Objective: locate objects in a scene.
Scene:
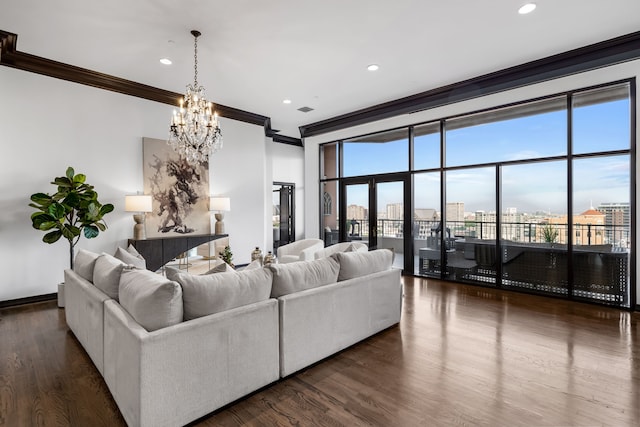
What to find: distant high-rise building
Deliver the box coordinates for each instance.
[446,202,465,222]
[597,202,630,246]
[347,204,367,220]
[386,203,403,220]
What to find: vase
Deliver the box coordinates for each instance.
[251,247,263,265]
[263,251,277,266]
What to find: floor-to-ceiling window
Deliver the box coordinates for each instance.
[319,80,634,308]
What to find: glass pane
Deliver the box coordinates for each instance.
[446,97,567,167]
[414,172,441,276]
[321,143,339,179]
[414,122,440,170]
[572,155,630,307]
[573,83,630,154]
[343,129,408,177]
[346,184,369,244]
[376,181,404,269]
[444,167,496,285]
[322,180,339,246]
[501,161,568,296]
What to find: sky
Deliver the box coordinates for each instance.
[341,95,630,215]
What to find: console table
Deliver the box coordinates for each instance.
[129,234,228,272]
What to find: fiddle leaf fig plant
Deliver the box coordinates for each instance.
[29,167,114,269]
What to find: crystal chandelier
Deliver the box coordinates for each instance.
[168,30,222,163]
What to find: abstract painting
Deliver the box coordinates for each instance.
[142,137,210,238]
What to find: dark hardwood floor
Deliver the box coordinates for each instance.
[1,277,638,426]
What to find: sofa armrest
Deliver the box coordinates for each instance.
[64,269,111,375]
[278,268,402,377]
[103,298,280,427]
[299,241,325,261]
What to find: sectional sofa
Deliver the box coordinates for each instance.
[64,247,402,427]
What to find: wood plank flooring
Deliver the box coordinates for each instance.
[1,277,638,426]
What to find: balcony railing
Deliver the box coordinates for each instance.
[346,218,630,249]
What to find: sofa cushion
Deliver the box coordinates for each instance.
[269,257,340,298]
[334,249,393,281]
[74,249,100,282]
[203,259,231,274]
[93,253,127,300]
[168,268,272,321]
[119,268,183,332]
[114,245,146,269]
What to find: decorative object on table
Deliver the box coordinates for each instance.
[29,166,114,269]
[251,247,263,265]
[143,137,210,238]
[168,30,222,163]
[125,194,153,240]
[219,245,234,269]
[210,197,230,234]
[263,251,277,266]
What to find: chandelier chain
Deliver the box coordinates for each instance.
[193,33,198,87]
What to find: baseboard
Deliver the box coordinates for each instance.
[0,293,57,309]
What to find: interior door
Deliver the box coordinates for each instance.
[273,182,295,250]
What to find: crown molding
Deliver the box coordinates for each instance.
[299,30,640,139]
[0,29,301,145]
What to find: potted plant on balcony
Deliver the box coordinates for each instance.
[29,167,114,269]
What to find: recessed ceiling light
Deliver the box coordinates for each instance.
[283,99,292,104]
[160,58,172,65]
[518,3,536,14]
[367,64,379,71]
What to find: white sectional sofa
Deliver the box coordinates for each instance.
[64,247,402,427]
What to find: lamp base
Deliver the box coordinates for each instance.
[214,212,225,235]
[133,214,147,240]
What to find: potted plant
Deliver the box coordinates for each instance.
[219,245,234,269]
[29,167,114,269]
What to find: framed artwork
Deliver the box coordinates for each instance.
[142,137,210,238]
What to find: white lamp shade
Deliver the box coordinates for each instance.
[210,197,230,211]
[125,195,153,212]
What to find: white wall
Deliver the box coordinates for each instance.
[0,65,276,302]
[304,59,640,302]
[269,140,305,241]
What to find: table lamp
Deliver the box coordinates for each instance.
[125,194,153,240]
[210,197,230,234]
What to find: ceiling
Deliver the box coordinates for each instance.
[2,0,639,140]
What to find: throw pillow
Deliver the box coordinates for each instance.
[74,249,100,282]
[114,246,146,270]
[169,268,272,321]
[244,259,263,270]
[119,268,183,332]
[204,261,229,274]
[93,253,127,300]
[269,257,340,298]
[333,249,393,281]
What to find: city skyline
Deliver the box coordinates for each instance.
[342,96,630,214]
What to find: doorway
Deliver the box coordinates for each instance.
[273,182,295,251]
[341,175,410,271]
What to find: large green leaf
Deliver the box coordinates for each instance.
[96,222,106,232]
[31,212,54,228]
[65,167,75,179]
[43,230,63,244]
[53,177,72,187]
[61,224,81,240]
[100,204,115,215]
[63,192,81,208]
[73,174,86,184]
[38,221,59,231]
[48,203,66,219]
[84,225,99,239]
[30,193,52,205]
